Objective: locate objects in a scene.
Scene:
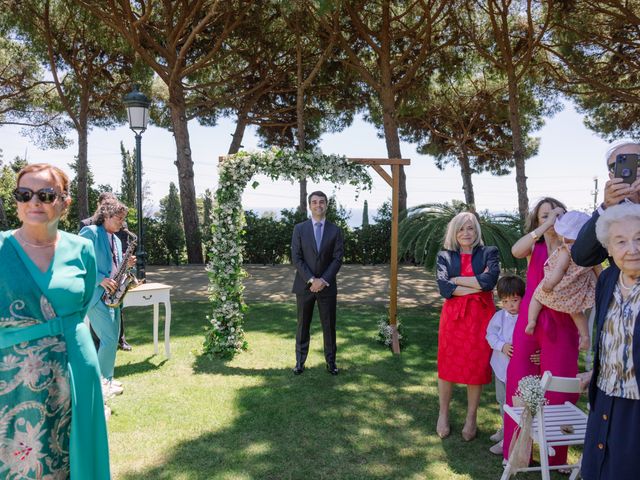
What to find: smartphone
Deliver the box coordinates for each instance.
[614,153,639,184]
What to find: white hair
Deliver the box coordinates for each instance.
[595,203,640,247]
[605,141,640,164]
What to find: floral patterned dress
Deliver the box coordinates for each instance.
[533,245,597,314]
[0,230,110,479]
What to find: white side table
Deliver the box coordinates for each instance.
[123,282,173,358]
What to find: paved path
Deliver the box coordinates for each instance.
[145,264,442,306]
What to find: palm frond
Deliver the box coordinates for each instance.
[399,203,527,274]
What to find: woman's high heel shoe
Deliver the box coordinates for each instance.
[461,422,477,442]
[436,415,451,439]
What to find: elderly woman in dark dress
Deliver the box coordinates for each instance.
[580,202,640,480]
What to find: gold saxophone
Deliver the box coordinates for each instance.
[102,228,140,308]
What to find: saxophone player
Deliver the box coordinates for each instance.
[81,192,133,352]
[80,200,135,399]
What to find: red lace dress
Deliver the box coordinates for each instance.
[437,253,495,385]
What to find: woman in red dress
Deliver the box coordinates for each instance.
[435,212,500,441]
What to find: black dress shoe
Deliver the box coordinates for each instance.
[293,365,305,375]
[118,341,132,351]
[326,363,339,375]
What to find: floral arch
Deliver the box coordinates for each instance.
[204,148,372,358]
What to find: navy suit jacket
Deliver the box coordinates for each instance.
[436,245,500,299]
[588,264,640,407]
[291,219,344,296]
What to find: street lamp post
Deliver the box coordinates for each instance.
[123,85,150,280]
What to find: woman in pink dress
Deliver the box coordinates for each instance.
[503,197,580,467]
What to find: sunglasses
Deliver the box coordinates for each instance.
[608,163,616,173]
[13,187,65,204]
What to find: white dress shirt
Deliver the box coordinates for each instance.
[486,309,519,383]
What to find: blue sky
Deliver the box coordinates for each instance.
[0,100,613,219]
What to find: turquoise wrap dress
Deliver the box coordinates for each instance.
[0,230,110,479]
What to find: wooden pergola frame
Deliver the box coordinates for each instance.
[349,158,410,354]
[218,154,411,354]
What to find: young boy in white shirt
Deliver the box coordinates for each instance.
[486,274,526,454]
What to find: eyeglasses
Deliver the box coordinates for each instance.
[13,187,65,204]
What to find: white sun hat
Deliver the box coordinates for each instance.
[554,210,591,240]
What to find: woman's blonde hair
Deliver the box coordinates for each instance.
[443,212,483,251]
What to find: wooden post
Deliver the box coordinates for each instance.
[350,158,409,354]
[389,164,400,354]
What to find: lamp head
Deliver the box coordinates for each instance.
[124,85,150,133]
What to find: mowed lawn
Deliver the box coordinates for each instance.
[108,300,581,480]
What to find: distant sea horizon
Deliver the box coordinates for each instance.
[247,206,373,228]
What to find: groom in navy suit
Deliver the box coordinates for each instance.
[291,191,344,375]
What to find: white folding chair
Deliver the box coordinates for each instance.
[501,371,588,480]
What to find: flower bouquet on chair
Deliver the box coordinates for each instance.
[508,375,548,469]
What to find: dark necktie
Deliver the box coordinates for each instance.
[315,222,322,250]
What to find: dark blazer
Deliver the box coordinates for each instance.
[588,264,640,406]
[572,209,609,268]
[436,245,500,299]
[291,219,344,296]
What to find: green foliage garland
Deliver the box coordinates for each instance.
[205,148,371,358]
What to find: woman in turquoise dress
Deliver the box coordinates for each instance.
[0,163,110,479]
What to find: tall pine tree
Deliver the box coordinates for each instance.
[159,182,185,265]
[119,141,136,208]
[201,189,214,262]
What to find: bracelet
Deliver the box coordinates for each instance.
[530,231,539,241]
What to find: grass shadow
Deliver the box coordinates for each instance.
[114,355,169,378]
[110,303,524,479]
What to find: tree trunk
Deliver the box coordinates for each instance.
[168,87,203,264]
[459,148,475,211]
[0,198,7,229]
[379,88,407,212]
[506,74,529,221]
[296,25,307,214]
[76,104,90,222]
[228,112,247,155]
